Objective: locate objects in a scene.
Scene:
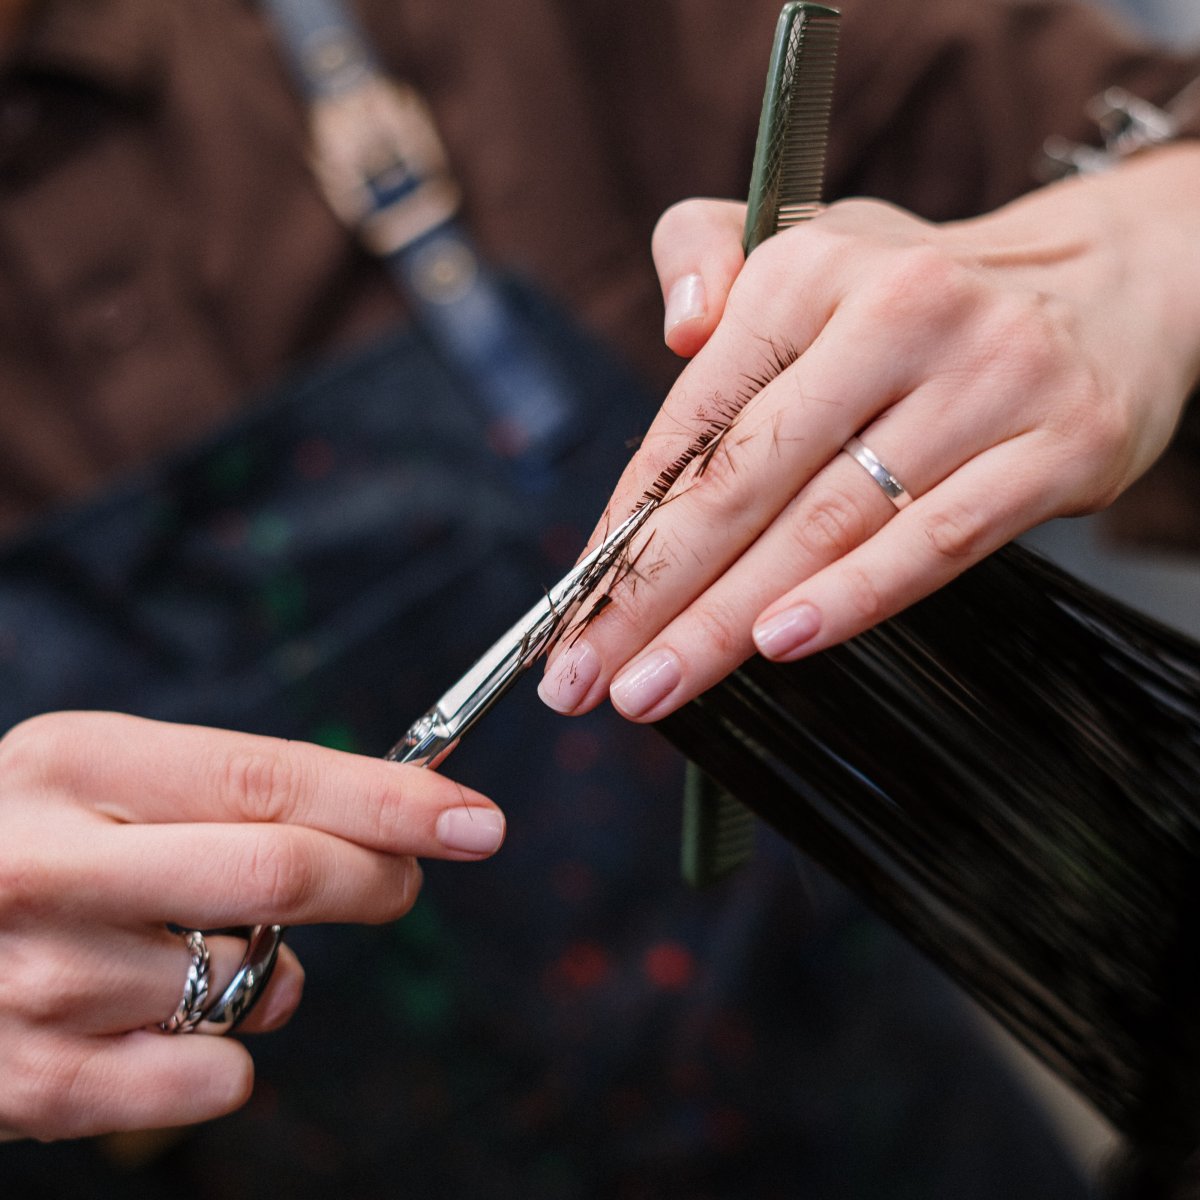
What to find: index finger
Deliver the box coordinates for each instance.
[1,712,499,854]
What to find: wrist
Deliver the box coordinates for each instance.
[1101,141,1200,400]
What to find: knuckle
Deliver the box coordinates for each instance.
[241,830,318,916]
[0,848,61,924]
[684,432,756,523]
[221,742,306,824]
[793,486,874,565]
[840,565,886,625]
[689,455,740,512]
[0,943,79,1026]
[0,713,76,791]
[866,246,975,329]
[688,600,748,663]
[356,779,402,848]
[923,504,990,562]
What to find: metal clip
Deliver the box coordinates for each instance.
[310,77,461,255]
[1039,86,1178,180]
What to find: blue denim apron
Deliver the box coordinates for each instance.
[0,281,1091,1198]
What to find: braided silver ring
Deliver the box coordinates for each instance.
[842,436,913,510]
[159,929,211,1034]
[196,924,286,1035]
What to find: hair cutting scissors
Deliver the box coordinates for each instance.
[385,503,656,767]
[386,3,839,774]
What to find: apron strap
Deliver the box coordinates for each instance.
[262,0,581,486]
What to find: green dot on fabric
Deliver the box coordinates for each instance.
[311,722,358,753]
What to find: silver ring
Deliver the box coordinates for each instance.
[196,924,285,1035]
[842,436,913,509]
[159,929,211,1034]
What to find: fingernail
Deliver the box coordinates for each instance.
[754,604,822,659]
[664,273,706,338]
[436,807,507,855]
[538,641,601,714]
[610,649,682,719]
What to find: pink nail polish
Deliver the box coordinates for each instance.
[610,649,682,718]
[754,604,822,659]
[538,641,601,714]
[436,807,507,854]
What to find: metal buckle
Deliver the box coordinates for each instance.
[1040,87,1178,180]
[310,76,461,255]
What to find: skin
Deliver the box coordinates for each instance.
[538,142,1200,723]
[0,712,505,1141]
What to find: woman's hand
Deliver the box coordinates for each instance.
[539,142,1200,722]
[0,711,505,1141]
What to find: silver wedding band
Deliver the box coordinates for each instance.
[196,924,286,1035]
[159,924,285,1036]
[842,436,913,510]
[159,929,212,1034]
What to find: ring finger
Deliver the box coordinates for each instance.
[598,378,1025,720]
[11,925,302,1037]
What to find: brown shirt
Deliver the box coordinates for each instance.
[1,0,1198,539]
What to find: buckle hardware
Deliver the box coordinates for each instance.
[310,77,461,255]
[1040,86,1178,180]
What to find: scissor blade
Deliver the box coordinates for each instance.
[431,506,650,729]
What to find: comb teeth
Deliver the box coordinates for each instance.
[681,762,758,888]
[772,10,839,230]
[742,3,841,253]
[684,4,841,889]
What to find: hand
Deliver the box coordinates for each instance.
[539,143,1200,722]
[0,711,505,1141]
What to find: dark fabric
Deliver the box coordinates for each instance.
[0,283,1093,1197]
[0,278,598,732]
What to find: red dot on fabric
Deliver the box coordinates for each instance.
[555,941,611,990]
[643,941,695,991]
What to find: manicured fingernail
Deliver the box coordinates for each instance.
[436,807,507,855]
[610,649,682,718]
[538,641,601,714]
[664,273,706,338]
[754,603,822,659]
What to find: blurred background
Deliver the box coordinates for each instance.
[1116,0,1200,39]
[1109,0,1200,38]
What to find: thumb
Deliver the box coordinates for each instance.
[652,199,747,358]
